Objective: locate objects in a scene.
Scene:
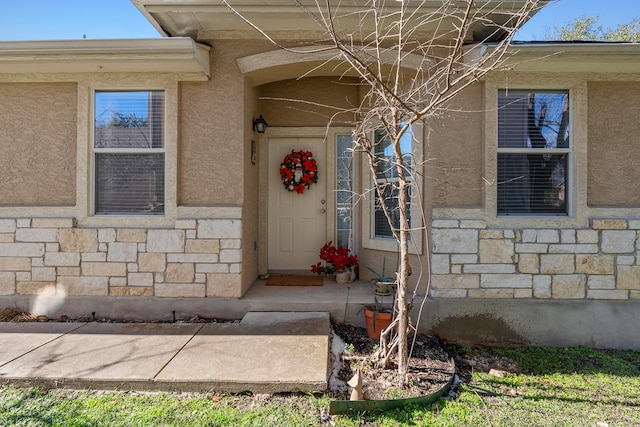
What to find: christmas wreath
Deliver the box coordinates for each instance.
[279,149,318,194]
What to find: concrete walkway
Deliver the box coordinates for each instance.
[0,311,331,393]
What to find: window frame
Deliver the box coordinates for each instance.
[91,89,167,217]
[362,124,423,254]
[496,89,572,217]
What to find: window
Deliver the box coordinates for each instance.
[372,127,413,238]
[336,134,354,249]
[93,90,165,215]
[497,90,570,215]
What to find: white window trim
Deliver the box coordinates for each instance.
[79,81,178,228]
[361,124,423,255]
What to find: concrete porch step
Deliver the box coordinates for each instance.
[0,311,331,394]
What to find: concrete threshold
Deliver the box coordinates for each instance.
[0,311,331,393]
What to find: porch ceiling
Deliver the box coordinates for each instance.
[133,0,543,42]
[0,38,210,77]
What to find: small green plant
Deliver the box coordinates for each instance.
[365,258,395,296]
[344,343,356,354]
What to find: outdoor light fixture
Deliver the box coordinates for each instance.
[253,115,268,133]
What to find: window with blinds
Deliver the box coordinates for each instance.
[373,127,412,239]
[497,90,570,215]
[93,90,165,215]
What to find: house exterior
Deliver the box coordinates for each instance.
[1,1,640,348]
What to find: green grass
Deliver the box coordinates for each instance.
[2,345,640,426]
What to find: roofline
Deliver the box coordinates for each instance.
[0,38,210,77]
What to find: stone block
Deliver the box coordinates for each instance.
[587,275,616,290]
[117,229,147,243]
[576,230,599,244]
[44,252,80,267]
[431,254,450,274]
[464,264,516,274]
[533,275,552,298]
[98,228,116,243]
[82,262,127,277]
[15,228,58,243]
[431,274,479,289]
[431,289,467,298]
[0,243,45,257]
[110,287,153,297]
[82,252,107,262]
[601,230,637,253]
[197,219,242,239]
[57,276,108,296]
[107,242,138,262]
[166,263,195,283]
[593,219,627,230]
[206,273,242,297]
[560,229,576,244]
[459,220,486,229]
[0,219,16,233]
[138,253,166,272]
[147,229,185,253]
[16,219,30,228]
[16,272,30,281]
[518,253,539,274]
[128,272,154,287]
[521,229,537,243]
[17,281,56,295]
[451,254,477,264]
[220,239,241,249]
[514,289,533,298]
[45,243,60,252]
[479,230,503,239]
[432,228,478,254]
[0,234,13,243]
[431,219,458,229]
[31,267,56,282]
[58,229,99,253]
[468,288,514,298]
[167,253,217,263]
[630,291,640,299]
[618,255,635,265]
[576,255,614,275]
[156,282,205,298]
[479,239,514,264]
[220,249,242,263]
[617,265,640,290]
[587,290,629,300]
[549,244,598,254]
[551,275,586,299]
[540,254,575,274]
[109,277,127,287]
[31,218,74,228]
[185,239,220,254]
[196,263,229,274]
[515,243,548,253]
[481,274,532,288]
[0,272,15,295]
[537,230,560,243]
[0,257,31,271]
[229,264,242,274]
[57,267,80,276]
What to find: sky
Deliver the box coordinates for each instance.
[0,0,638,42]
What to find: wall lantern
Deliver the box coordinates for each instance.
[253,115,268,134]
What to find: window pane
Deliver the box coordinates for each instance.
[497,153,567,214]
[374,184,411,238]
[497,90,569,215]
[95,154,165,215]
[336,135,353,249]
[94,91,164,149]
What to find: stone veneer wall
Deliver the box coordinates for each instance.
[0,218,243,299]
[431,219,640,300]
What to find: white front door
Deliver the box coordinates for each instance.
[268,137,327,271]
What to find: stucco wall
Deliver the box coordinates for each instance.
[259,76,359,127]
[0,83,76,206]
[427,82,484,207]
[588,81,640,207]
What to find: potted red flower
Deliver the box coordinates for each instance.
[311,241,358,284]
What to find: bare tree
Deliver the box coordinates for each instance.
[224,0,545,383]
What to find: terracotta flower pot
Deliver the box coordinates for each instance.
[364,308,392,339]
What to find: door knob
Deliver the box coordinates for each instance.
[320,208,326,213]
[321,199,326,204]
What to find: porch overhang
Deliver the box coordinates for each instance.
[0,38,210,78]
[237,46,433,86]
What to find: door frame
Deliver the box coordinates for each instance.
[258,127,353,274]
